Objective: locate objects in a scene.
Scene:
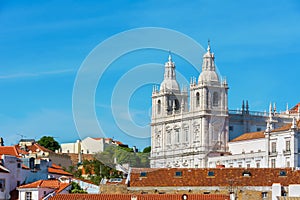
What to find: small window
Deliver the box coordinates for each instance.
[279,170,287,176]
[286,140,291,151]
[257,127,261,132]
[175,171,182,176]
[271,159,276,168]
[196,92,200,107]
[17,181,20,186]
[262,192,268,198]
[213,92,218,107]
[229,126,233,131]
[208,171,214,176]
[242,170,251,177]
[140,172,147,177]
[0,179,5,189]
[25,192,32,200]
[17,163,21,168]
[157,100,161,114]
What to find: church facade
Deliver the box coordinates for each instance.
[150,43,298,168]
[150,43,229,168]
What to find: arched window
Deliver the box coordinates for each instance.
[167,130,171,144]
[157,100,161,114]
[196,92,200,107]
[213,92,219,107]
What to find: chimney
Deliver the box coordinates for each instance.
[0,137,4,146]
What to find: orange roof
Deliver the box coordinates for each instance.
[130,168,300,187]
[48,167,72,176]
[49,194,230,200]
[18,179,70,194]
[22,164,30,170]
[19,180,60,189]
[51,163,63,169]
[289,103,300,113]
[230,131,265,142]
[0,146,20,157]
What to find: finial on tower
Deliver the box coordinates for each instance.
[168,51,172,62]
[207,39,211,52]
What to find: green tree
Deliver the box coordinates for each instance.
[37,136,60,152]
[143,146,151,153]
[70,182,87,193]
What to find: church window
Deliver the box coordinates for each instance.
[196,92,200,107]
[213,92,218,107]
[184,128,189,142]
[175,129,180,143]
[167,131,171,144]
[157,100,161,114]
[286,140,290,152]
[271,142,276,153]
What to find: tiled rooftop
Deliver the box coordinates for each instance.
[18,179,70,194]
[230,131,265,142]
[130,168,300,187]
[49,193,230,200]
[0,146,20,157]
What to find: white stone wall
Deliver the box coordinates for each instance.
[81,137,105,154]
[229,138,266,155]
[61,140,81,154]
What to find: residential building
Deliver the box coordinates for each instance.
[60,137,126,155]
[18,179,71,200]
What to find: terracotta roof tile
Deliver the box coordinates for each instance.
[18,179,70,193]
[130,168,300,187]
[230,131,265,142]
[50,194,230,200]
[0,146,20,157]
[289,103,300,113]
[48,167,72,176]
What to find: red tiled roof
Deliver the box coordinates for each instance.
[130,168,300,187]
[18,180,60,189]
[50,194,230,200]
[51,163,63,169]
[230,131,265,142]
[289,103,300,113]
[231,120,300,142]
[22,164,30,170]
[48,166,72,176]
[0,146,20,157]
[18,179,70,194]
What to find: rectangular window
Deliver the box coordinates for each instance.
[247,163,250,168]
[229,126,233,131]
[256,162,260,168]
[287,161,290,168]
[271,142,276,153]
[175,171,182,176]
[286,140,291,151]
[271,159,276,168]
[25,192,32,200]
[262,192,268,198]
[0,179,5,189]
[257,127,262,131]
[140,172,147,177]
[208,171,215,176]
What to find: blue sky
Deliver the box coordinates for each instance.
[1,0,300,149]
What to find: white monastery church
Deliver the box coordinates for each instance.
[150,42,300,169]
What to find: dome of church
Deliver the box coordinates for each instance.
[160,79,180,92]
[198,70,220,83]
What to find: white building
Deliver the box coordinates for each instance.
[17,179,71,200]
[150,42,298,168]
[61,137,112,154]
[150,43,229,168]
